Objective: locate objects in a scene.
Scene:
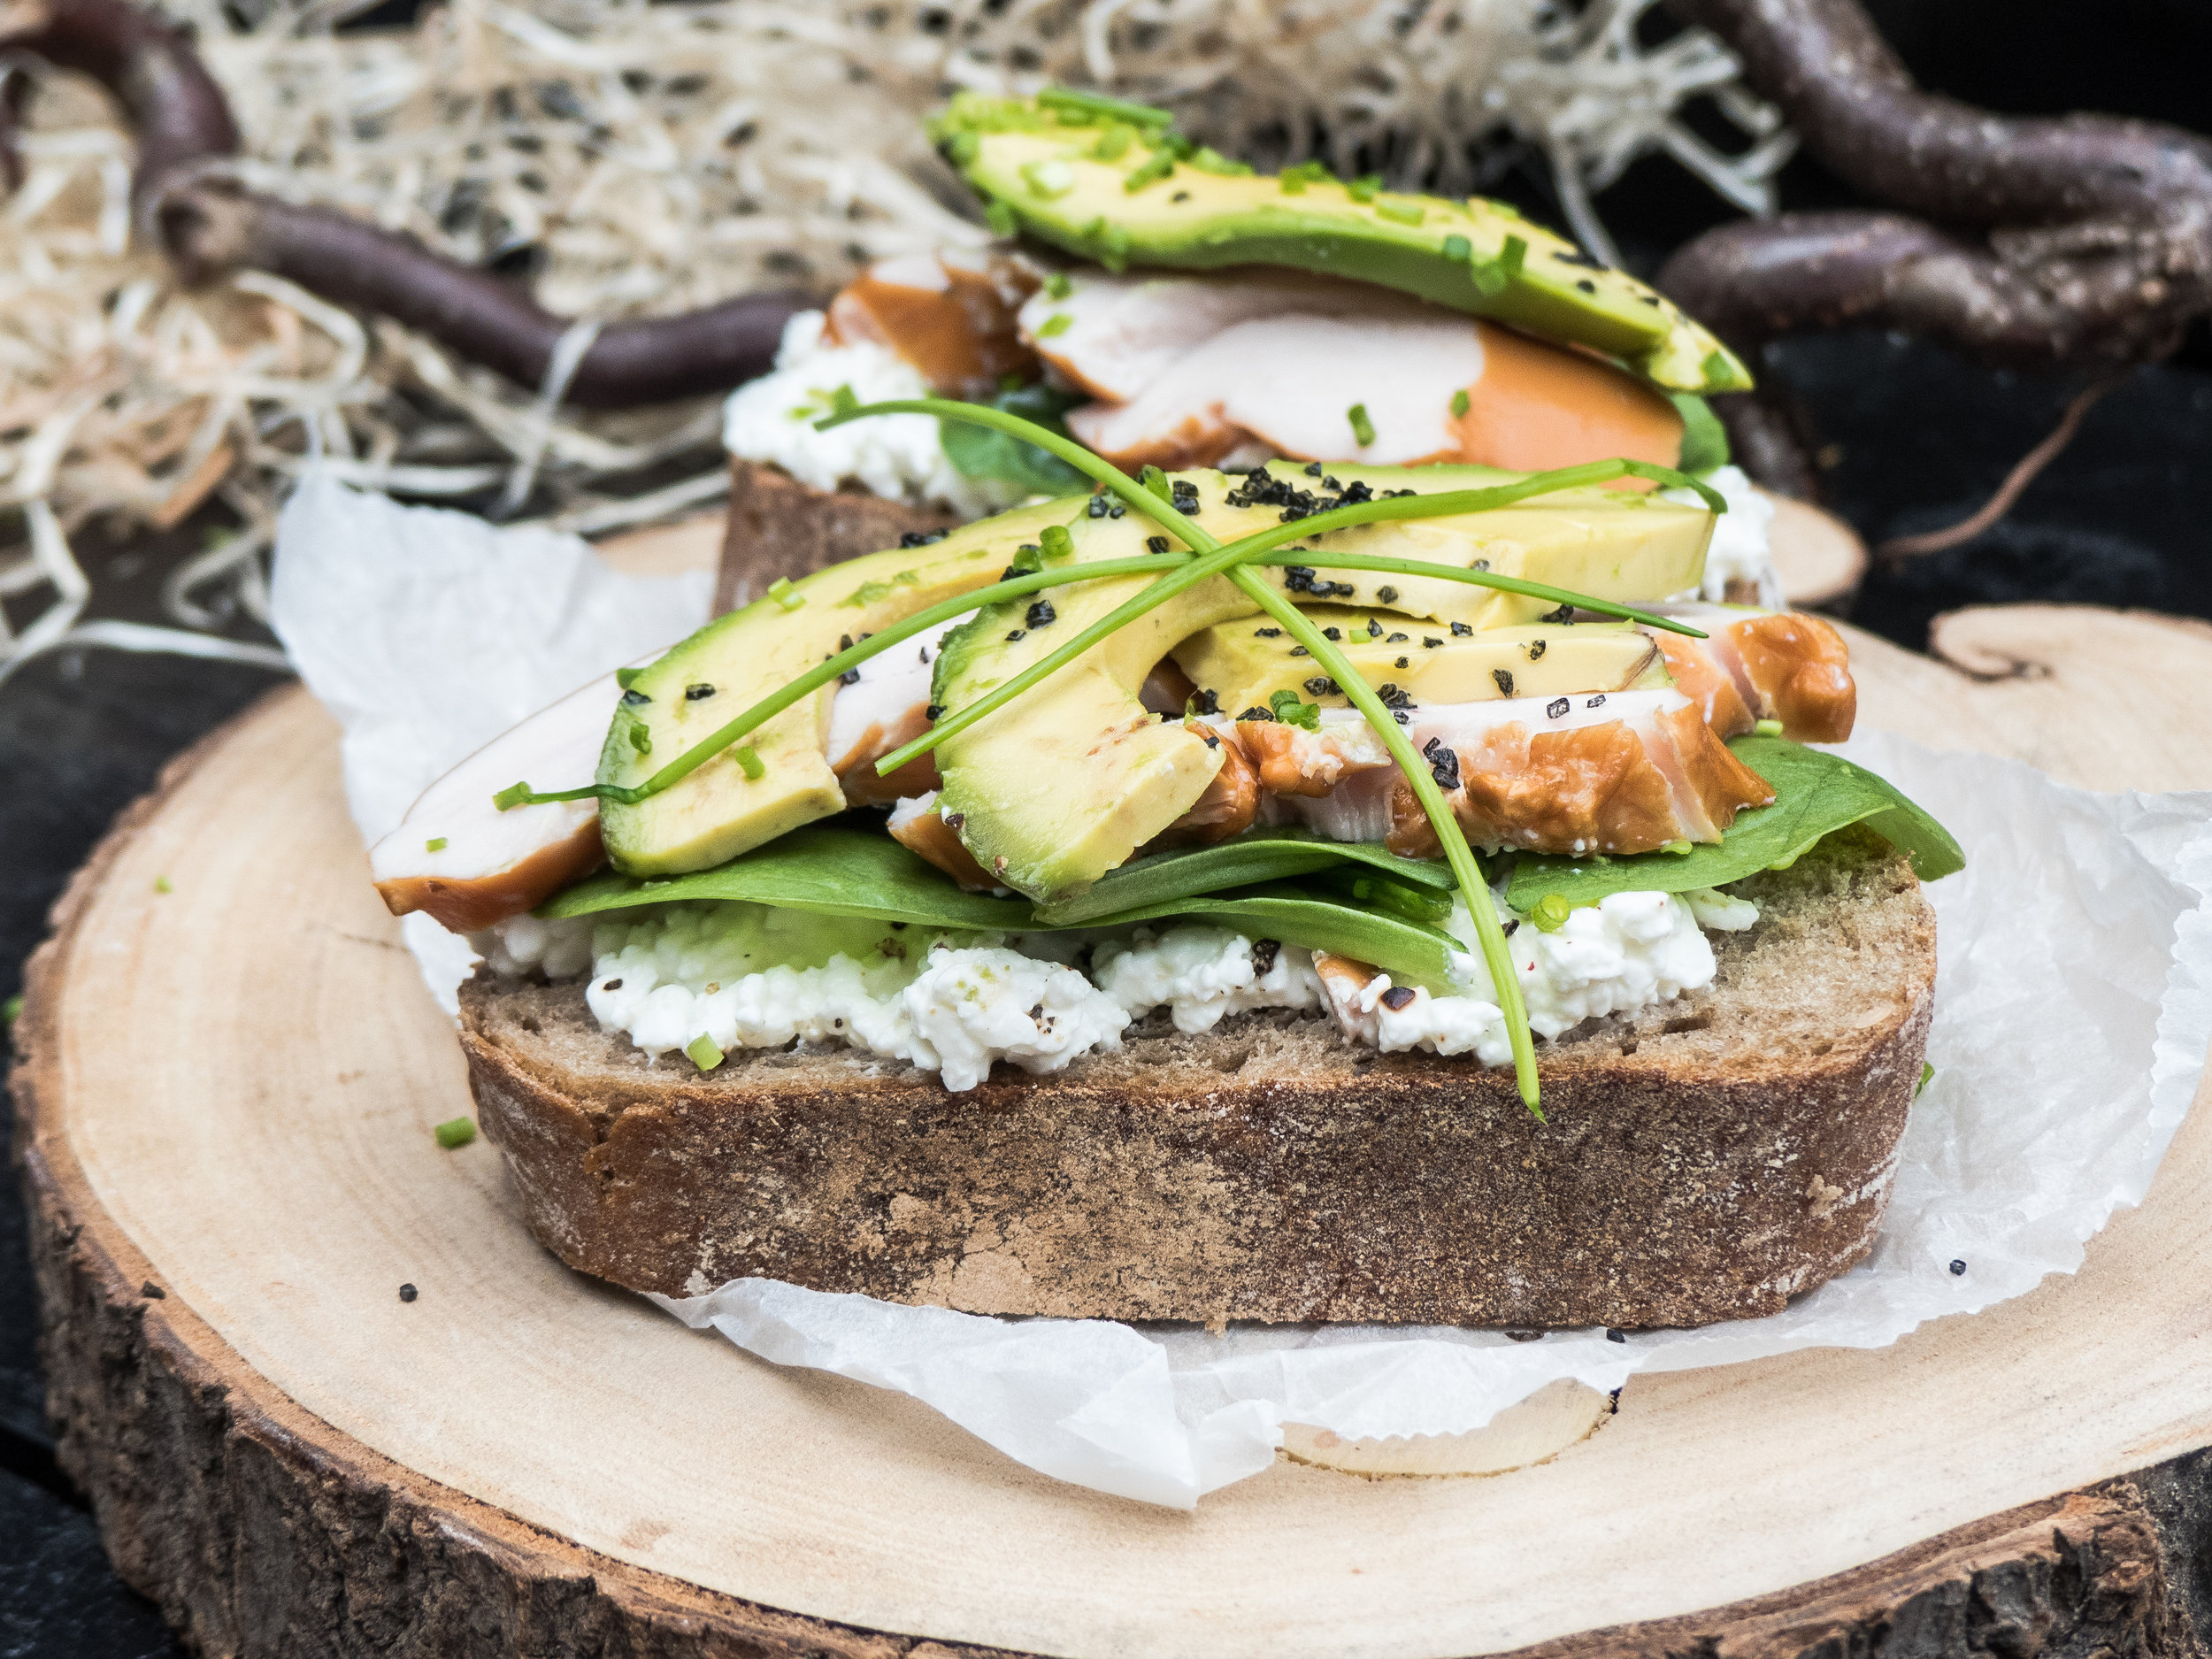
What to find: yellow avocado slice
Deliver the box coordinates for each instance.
[597,497,1080,877]
[930,509,1252,898]
[1173,611,1668,713]
[1178,464,1714,632]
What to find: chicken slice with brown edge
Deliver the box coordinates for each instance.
[826,249,1039,400]
[887,797,1002,891]
[1382,690,1774,860]
[1649,609,1856,743]
[370,672,617,933]
[1019,269,1683,474]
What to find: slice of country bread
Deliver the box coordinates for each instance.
[714,458,964,613]
[459,826,1935,1330]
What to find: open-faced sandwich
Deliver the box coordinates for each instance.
[372,91,1960,1332]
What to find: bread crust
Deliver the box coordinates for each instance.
[714,458,962,614]
[459,830,1935,1329]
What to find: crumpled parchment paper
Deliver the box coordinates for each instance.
[273,471,2212,1510]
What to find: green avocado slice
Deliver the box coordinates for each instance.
[595,496,1081,877]
[1172,611,1669,712]
[930,92,1751,395]
[927,508,1257,899]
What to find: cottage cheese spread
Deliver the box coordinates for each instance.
[1319,886,1758,1064]
[1667,465,1781,605]
[475,872,1756,1091]
[721,311,1024,518]
[1091,925,1325,1033]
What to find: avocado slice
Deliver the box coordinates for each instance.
[1183,464,1716,631]
[931,465,1715,899]
[930,93,1749,395]
[929,510,1260,898]
[1172,612,1668,713]
[598,497,1081,876]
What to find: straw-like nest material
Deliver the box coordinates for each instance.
[0,0,1786,680]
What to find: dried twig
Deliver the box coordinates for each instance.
[1875,378,2117,562]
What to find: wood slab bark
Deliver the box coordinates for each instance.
[12,601,2212,1659]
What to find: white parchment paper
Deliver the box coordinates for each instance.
[273,472,2212,1510]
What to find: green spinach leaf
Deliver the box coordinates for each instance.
[541,825,1034,930]
[543,826,1464,987]
[940,382,1089,496]
[1667,391,1731,473]
[1084,884,1463,988]
[1033,826,1452,924]
[1506,736,1962,910]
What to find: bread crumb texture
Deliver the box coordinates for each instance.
[461,829,1934,1328]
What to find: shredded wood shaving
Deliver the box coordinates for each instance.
[0,0,1783,683]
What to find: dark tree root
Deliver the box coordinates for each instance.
[1658,0,2212,509]
[1875,377,2117,563]
[5,0,808,408]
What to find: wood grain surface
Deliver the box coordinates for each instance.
[12,600,2212,1659]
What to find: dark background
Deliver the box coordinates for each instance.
[4,1,2211,1650]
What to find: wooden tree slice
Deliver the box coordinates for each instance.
[1762,492,1868,611]
[12,604,2212,1659]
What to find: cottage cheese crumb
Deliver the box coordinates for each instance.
[1319,887,1750,1063]
[721,311,1023,518]
[1665,465,1781,606]
[1092,926,1322,1033]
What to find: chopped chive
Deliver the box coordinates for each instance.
[685,1033,726,1071]
[767,576,805,611]
[1375,199,1423,225]
[615,666,644,690]
[1268,688,1321,730]
[1124,150,1176,192]
[434,1117,477,1149]
[1442,233,1471,262]
[1044,271,1073,299]
[627,722,651,757]
[1041,524,1074,560]
[1037,85,1175,127]
[1917,1061,1936,1096]
[2,994,21,1026]
[1187,146,1253,176]
[1347,173,1382,202]
[1348,403,1376,447]
[1038,312,1073,337]
[1755,718,1784,736]
[1020,158,1075,199]
[985,198,1018,237]
[734,746,765,780]
[153,876,173,894]
[1450,388,1471,418]
[1531,893,1573,933]
[1471,234,1528,296]
[425,837,448,852]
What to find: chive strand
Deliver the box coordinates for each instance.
[1244,552,1707,637]
[493,555,1187,809]
[871,457,1726,777]
[813,397,1217,552]
[1225,564,1543,1116]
